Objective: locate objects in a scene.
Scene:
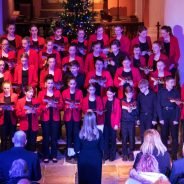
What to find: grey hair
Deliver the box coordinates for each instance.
[12,131,27,147]
[9,159,29,178]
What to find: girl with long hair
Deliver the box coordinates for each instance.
[76,110,103,184]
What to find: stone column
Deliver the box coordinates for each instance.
[164,0,184,84]
[0,0,3,34]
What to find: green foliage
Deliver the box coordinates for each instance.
[51,0,96,40]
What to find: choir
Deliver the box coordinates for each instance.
[0,22,182,163]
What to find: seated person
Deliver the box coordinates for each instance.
[126,154,168,184]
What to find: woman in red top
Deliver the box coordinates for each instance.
[14,53,38,91]
[40,56,62,89]
[17,37,39,72]
[131,26,152,62]
[62,44,84,73]
[103,86,121,161]
[82,84,104,125]
[1,22,22,49]
[131,44,147,76]
[149,60,171,93]
[50,26,69,57]
[84,57,113,97]
[39,39,62,69]
[148,41,169,71]
[0,59,12,92]
[0,81,18,151]
[16,86,41,151]
[84,40,106,73]
[38,74,63,163]
[88,25,109,52]
[0,38,16,71]
[72,28,88,57]
[62,77,83,161]
[111,25,130,54]
[29,24,45,52]
[114,57,142,99]
[159,25,180,76]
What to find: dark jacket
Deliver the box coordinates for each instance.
[0,147,41,183]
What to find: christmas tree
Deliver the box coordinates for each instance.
[51,0,95,40]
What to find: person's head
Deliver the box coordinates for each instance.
[0,59,5,72]
[152,41,162,54]
[22,37,30,50]
[46,39,54,51]
[140,129,167,156]
[53,26,63,37]
[138,79,149,94]
[2,81,11,95]
[20,53,29,66]
[136,153,159,173]
[45,74,54,90]
[124,85,134,99]
[161,25,171,39]
[9,159,29,179]
[12,131,27,147]
[138,26,148,38]
[111,40,120,53]
[79,110,99,141]
[70,60,80,75]
[157,60,165,72]
[67,76,76,90]
[24,86,34,100]
[17,179,31,184]
[133,44,141,56]
[68,44,77,56]
[165,76,175,90]
[92,41,102,53]
[29,24,38,37]
[96,25,104,36]
[47,56,56,69]
[106,86,116,100]
[114,25,123,36]
[77,28,85,39]
[122,56,131,69]
[95,57,104,72]
[1,38,9,50]
[87,84,96,95]
[6,22,16,35]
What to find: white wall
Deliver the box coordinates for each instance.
[164,0,184,84]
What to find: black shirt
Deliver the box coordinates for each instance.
[88,100,96,110]
[8,39,16,49]
[133,58,141,68]
[107,51,126,78]
[164,42,170,57]
[105,100,113,126]
[137,90,157,121]
[139,41,149,52]
[94,75,101,97]
[157,88,180,121]
[22,70,28,86]
[4,96,11,124]
[25,101,32,130]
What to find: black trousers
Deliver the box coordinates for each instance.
[42,120,59,159]
[65,120,80,152]
[0,121,16,151]
[121,121,135,156]
[103,124,116,160]
[24,129,37,152]
[161,109,179,158]
[140,114,153,142]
